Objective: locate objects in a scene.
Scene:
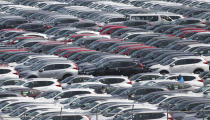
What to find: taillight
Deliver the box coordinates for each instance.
[168,113,174,120]
[198,78,203,82]
[202,21,207,25]
[204,61,208,64]
[127,80,132,85]
[85,115,91,120]
[56,81,62,87]
[67,39,72,42]
[149,22,154,26]
[139,63,143,68]
[168,34,175,37]
[13,70,18,75]
[73,63,78,70]
[46,25,51,29]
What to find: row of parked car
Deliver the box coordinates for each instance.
[0,0,209,119]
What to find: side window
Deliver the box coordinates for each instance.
[0,69,11,74]
[139,75,160,80]
[100,78,124,84]
[43,65,55,71]
[168,76,178,80]
[118,62,136,67]
[54,64,71,69]
[63,64,71,69]
[33,81,54,87]
[174,59,188,65]
[3,81,15,85]
[72,77,90,83]
[51,115,83,120]
[183,76,195,81]
[161,15,172,21]
[188,59,201,64]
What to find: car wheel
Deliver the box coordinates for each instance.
[62,74,72,80]
[194,69,204,74]
[27,75,37,78]
[160,70,169,75]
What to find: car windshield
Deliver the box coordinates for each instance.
[45,91,61,99]
[150,96,167,104]
[193,86,209,93]
[82,101,98,110]
[17,57,29,64]
[24,58,38,66]
[2,104,21,113]
[10,107,27,117]
[60,97,76,104]
[91,103,110,113]
[31,63,45,71]
[162,59,174,65]
[0,101,9,109]
[61,76,75,83]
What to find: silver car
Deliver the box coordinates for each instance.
[19,61,78,80]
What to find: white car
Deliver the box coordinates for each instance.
[9,54,58,68]
[18,61,78,79]
[2,78,62,91]
[0,66,18,79]
[49,88,96,103]
[150,56,209,74]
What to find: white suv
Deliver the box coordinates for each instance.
[150,56,209,74]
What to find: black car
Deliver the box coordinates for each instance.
[83,58,145,76]
[16,23,50,33]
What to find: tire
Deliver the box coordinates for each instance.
[160,70,169,75]
[194,69,204,74]
[62,74,72,80]
[27,75,37,78]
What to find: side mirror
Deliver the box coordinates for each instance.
[39,69,44,72]
[170,64,175,67]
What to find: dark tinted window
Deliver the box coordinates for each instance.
[43,65,55,71]
[183,76,195,81]
[71,77,90,83]
[59,91,91,98]
[99,78,124,84]
[133,113,165,119]
[3,80,24,86]
[110,61,136,67]
[138,75,160,81]
[23,42,38,47]
[54,64,71,70]
[174,59,201,65]
[50,115,83,120]
[33,81,54,87]
[0,69,10,74]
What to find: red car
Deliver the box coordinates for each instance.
[100,26,128,35]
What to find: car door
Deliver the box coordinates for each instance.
[54,64,71,79]
[170,59,201,73]
[39,64,55,78]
